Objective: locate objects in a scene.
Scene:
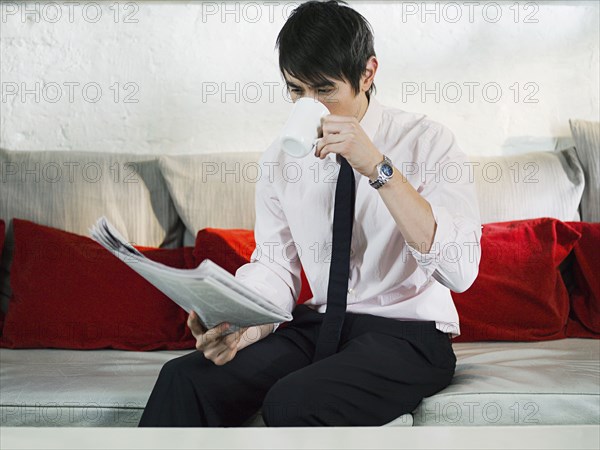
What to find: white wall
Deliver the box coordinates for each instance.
[1,1,598,156]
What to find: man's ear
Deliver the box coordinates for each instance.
[361,56,378,92]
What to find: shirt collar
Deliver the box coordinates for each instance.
[359,95,383,143]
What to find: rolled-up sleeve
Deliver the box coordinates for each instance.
[234,152,302,332]
[405,124,482,293]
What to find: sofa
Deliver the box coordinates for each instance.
[0,118,598,428]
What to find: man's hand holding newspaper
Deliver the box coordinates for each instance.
[89,216,290,365]
[186,310,275,365]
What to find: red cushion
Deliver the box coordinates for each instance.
[563,222,600,338]
[193,228,313,304]
[0,219,196,350]
[451,218,581,342]
[0,219,4,333]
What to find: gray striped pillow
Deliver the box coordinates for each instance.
[570,119,600,222]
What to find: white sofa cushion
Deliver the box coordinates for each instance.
[1,339,597,427]
[470,147,584,224]
[157,148,586,248]
[413,338,600,426]
[0,348,189,427]
[158,152,262,246]
[0,347,411,427]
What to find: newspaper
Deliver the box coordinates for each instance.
[88,216,292,336]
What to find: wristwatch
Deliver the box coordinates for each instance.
[368,154,394,189]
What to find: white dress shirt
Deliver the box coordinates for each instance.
[235,97,482,338]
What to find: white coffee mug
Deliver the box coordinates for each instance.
[279,97,330,158]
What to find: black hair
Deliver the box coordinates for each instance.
[275,0,377,100]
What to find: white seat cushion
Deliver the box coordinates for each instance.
[1,339,597,427]
[412,338,600,426]
[0,348,190,427]
[0,348,410,427]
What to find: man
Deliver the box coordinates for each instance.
[139,0,481,427]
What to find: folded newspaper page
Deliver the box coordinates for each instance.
[88,216,292,335]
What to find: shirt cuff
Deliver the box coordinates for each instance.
[235,262,294,332]
[405,203,454,278]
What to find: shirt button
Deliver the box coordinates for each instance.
[347,288,353,294]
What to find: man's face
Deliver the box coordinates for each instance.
[283,71,365,118]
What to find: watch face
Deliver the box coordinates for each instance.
[381,164,393,177]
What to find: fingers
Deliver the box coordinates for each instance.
[212,347,238,366]
[203,332,238,362]
[315,133,353,159]
[186,311,249,365]
[188,311,229,344]
[187,310,207,336]
[202,327,245,366]
[198,321,230,346]
[321,115,357,134]
[322,114,358,124]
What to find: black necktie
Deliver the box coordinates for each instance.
[313,155,356,363]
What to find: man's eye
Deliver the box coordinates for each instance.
[318,89,331,94]
[290,88,302,93]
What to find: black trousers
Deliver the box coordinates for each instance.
[138,304,456,427]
